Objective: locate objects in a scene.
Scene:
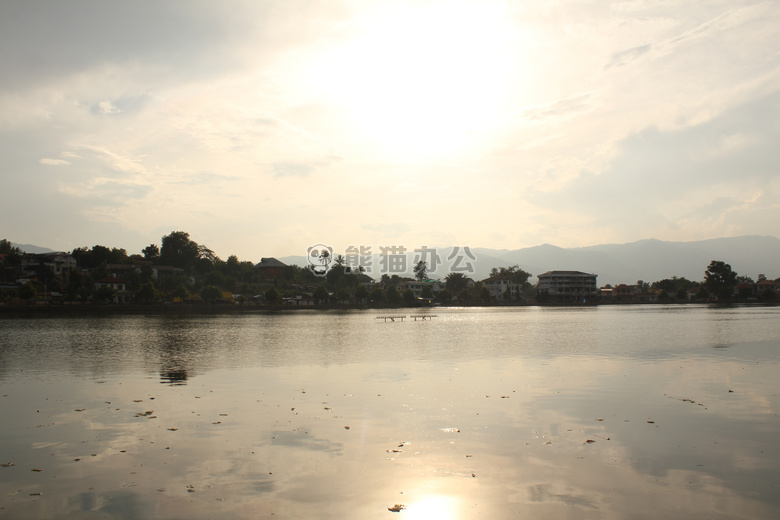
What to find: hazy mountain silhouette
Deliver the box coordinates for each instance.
[281,235,780,285]
[14,236,779,287]
[11,243,57,254]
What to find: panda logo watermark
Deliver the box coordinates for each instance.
[307,244,476,277]
[307,244,333,277]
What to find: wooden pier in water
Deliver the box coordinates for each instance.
[375,315,438,322]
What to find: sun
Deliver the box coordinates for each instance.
[305,1,520,161]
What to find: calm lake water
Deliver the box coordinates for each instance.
[1,305,779,519]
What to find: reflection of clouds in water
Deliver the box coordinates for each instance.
[527,483,599,510]
[270,429,343,454]
[69,490,153,520]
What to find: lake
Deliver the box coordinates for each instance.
[1,305,779,519]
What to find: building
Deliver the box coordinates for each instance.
[20,252,77,279]
[537,271,598,302]
[396,280,443,298]
[254,257,288,278]
[94,276,127,303]
[481,277,523,302]
[613,283,637,302]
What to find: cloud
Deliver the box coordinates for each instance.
[40,158,70,166]
[95,100,121,115]
[606,44,651,69]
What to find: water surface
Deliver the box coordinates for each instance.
[1,305,779,519]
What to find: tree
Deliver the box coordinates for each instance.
[490,265,531,285]
[369,287,386,302]
[413,260,428,281]
[135,282,160,303]
[142,244,159,262]
[704,260,737,301]
[265,285,282,304]
[335,287,350,302]
[159,231,200,270]
[18,282,37,301]
[95,285,117,304]
[421,285,433,299]
[385,285,401,303]
[313,285,330,305]
[354,284,369,300]
[652,276,694,299]
[201,285,222,302]
[403,289,415,305]
[0,239,22,261]
[445,272,469,293]
[172,284,189,301]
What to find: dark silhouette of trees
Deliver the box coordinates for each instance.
[445,272,469,293]
[369,287,385,302]
[313,285,329,304]
[265,285,282,304]
[142,244,159,262]
[413,260,427,281]
[705,260,738,301]
[201,285,222,302]
[159,231,200,271]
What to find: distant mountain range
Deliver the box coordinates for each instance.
[11,243,57,254]
[280,235,780,285]
[14,235,780,286]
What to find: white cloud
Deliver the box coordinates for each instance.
[39,158,70,166]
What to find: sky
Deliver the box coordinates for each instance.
[2,0,779,262]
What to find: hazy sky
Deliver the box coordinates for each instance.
[2,0,779,261]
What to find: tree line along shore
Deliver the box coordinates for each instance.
[2,232,777,311]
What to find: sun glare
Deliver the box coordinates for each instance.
[307,1,519,160]
[403,494,461,520]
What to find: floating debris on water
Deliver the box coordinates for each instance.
[388,504,406,512]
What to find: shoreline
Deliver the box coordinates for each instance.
[1,300,772,318]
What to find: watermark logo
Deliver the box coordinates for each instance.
[307,243,333,277]
[307,244,476,277]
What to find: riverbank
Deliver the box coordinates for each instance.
[2,300,774,318]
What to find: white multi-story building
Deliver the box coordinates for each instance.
[395,280,443,298]
[537,271,598,301]
[481,278,523,302]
